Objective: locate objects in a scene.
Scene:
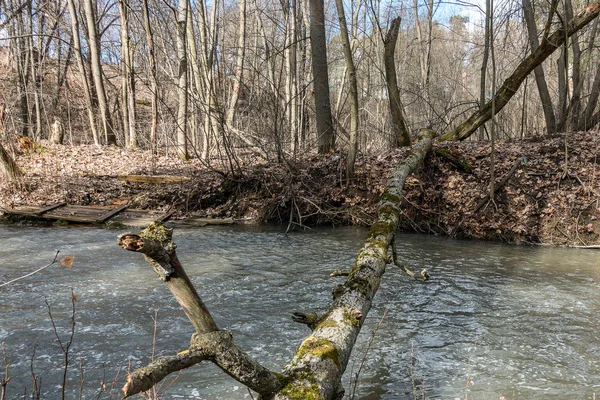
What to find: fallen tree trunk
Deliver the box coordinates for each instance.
[117,130,435,399]
[273,129,435,399]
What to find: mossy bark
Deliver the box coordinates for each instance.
[275,130,435,399]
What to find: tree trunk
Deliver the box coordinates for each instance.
[383,17,411,147]
[82,0,117,145]
[117,0,136,148]
[66,0,99,145]
[309,0,335,153]
[522,0,557,135]
[439,0,600,142]
[565,0,582,131]
[176,0,189,160]
[335,0,359,179]
[0,104,22,180]
[225,0,246,128]
[141,0,158,153]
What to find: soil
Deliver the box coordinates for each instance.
[2,131,600,246]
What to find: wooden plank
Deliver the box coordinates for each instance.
[96,204,129,222]
[171,217,234,227]
[118,175,190,184]
[0,206,40,216]
[45,205,112,223]
[155,210,174,223]
[35,202,67,215]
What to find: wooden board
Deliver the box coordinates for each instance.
[2,204,185,227]
[44,205,115,223]
[118,175,190,184]
[170,217,234,227]
[110,209,174,227]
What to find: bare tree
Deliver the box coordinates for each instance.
[176,0,189,160]
[383,17,411,146]
[335,0,359,179]
[66,0,99,145]
[309,0,335,154]
[82,0,117,145]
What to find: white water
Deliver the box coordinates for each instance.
[1,225,599,399]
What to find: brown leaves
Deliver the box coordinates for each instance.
[60,255,74,269]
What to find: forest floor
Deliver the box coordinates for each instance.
[2,131,600,246]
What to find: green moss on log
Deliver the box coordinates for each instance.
[342,309,361,327]
[345,277,371,298]
[278,369,321,400]
[296,337,341,369]
[379,191,402,206]
[140,222,173,243]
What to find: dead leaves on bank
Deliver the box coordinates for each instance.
[2,132,600,245]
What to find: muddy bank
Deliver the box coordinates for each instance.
[1,132,599,246]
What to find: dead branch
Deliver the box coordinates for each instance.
[118,223,285,399]
[475,158,522,213]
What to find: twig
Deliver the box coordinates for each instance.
[391,236,430,280]
[45,289,77,400]
[475,158,522,213]
[350,307,389,399]
[1,342,10,400]
[0,251,60,288]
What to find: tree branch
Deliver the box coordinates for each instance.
[118,224,285,399]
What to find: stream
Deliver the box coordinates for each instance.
[1,225,599,399]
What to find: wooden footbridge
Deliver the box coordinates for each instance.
[0,203,174,227]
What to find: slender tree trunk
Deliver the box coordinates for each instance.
[522,0,556,135]
[565,0,582,131]
[335,0,359,179]
[176,0,189,160]
[383,17,411,147]
[66,0,99,145]
[141,0,158,153]
[309,0,335,153]
[489,0,496,199]
[118,0,136,147]
[225,0,246,127]
[0,104,22,179]
[478,0,490,141]
[82,0,117,145]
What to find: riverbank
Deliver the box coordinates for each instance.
[1,131,599,246]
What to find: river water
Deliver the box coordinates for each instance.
[0,225,599,399]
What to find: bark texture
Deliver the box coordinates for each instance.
[309,0,335,153]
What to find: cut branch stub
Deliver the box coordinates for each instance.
[118,232,173,281]
[117,223,218,334]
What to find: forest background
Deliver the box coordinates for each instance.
[1,0,600,246]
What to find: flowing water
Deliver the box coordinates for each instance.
[1,225,599,399]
